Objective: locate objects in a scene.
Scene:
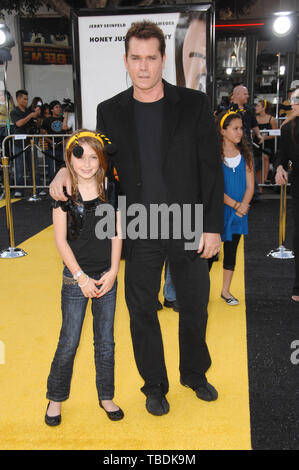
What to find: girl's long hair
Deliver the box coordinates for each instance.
[64,129,108,202]
[217,111,253,170]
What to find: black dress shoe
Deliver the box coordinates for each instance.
[45,402,61,426]
[163,299,179,312]
[146,389,170,416]
[100,402,124,421]
[180,378,218,402]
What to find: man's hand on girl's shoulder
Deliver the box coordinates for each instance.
[49,167,72,201]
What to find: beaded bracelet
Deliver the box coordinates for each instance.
[78,275,90,288]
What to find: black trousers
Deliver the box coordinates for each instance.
[292,197,299,295]
[223,234,242,271]
[208,234,241,272]
[124,238,211,396]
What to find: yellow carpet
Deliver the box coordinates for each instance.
[0,226,251,450]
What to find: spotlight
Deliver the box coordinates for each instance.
[0,16,15,61]
[272,12,293,37]
[0,30,6,46]
[226,68,232,75]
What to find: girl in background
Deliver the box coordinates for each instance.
[215,110,255,305]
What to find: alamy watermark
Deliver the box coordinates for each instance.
[95,197,203,250]
[290,340,299,365]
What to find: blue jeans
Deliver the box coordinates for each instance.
[163,260,177,302]
[46,266,117,402]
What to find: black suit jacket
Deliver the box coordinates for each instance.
[96,80,224,258]
[276,117,299,198]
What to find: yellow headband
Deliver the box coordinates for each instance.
[220,110,240,129]
[66,131,112,152]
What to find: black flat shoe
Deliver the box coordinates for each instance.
[163,299,179,312]
[45,402,61,426]
[100,402,124,421]
[180,378,218,402]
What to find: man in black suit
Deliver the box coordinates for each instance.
[50,21,223,416]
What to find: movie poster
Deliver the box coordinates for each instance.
[74,6,212,129]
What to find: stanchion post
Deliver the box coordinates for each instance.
[268,183,294,259]
[0,154,27,259]
[27,137,40,202]
[279,183,287,246]
[2,155,14,245]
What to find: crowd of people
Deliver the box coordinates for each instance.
[0,89,74,197]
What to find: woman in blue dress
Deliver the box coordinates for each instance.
[216,110,255,305]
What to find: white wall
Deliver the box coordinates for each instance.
[24,64,73,103]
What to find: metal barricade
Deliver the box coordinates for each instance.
[0,152,26,258]
[0,133,70,199]
[0,133,70,258]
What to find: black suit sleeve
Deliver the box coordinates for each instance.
[197,94,224,233]
[96,103,106,133]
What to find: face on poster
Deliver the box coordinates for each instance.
[77,10,208,129]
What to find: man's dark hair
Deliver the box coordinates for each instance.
[49,100,61,113]
[125,21,166,57]
[16,89,28,99]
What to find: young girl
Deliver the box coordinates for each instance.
[45,130,123,425]
[216,110,254,305]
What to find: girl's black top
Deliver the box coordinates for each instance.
[51,181,118,275]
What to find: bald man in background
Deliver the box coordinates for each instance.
[230,85,262,145]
